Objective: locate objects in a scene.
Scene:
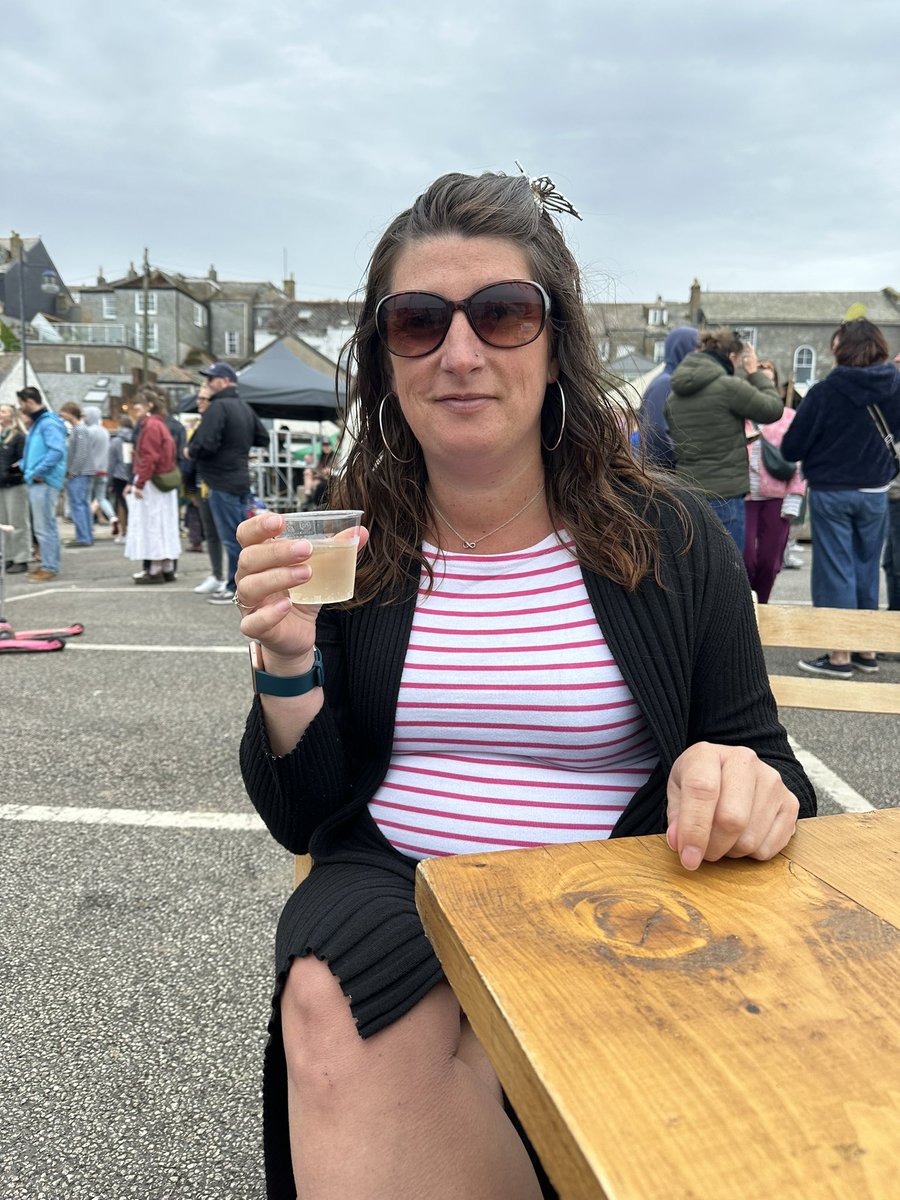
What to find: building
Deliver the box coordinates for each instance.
[74,265,288,371]
[587,282,900,390]
[0,234,75,326]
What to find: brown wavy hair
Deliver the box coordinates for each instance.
[333,170,688,606]
[832,318,889,368]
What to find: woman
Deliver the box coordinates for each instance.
[235,171,815,1200]
[743,360,806,602]
[782,317,900,677]
[0,403,32,573]
[124,390,180,584]
[666,328,784,551]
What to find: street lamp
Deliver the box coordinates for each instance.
[14,233,61,388]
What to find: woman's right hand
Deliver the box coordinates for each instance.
[234,512,368,671]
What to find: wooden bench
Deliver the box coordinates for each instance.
[756,603,900,714]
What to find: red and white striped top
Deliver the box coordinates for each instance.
[368,533,658,860]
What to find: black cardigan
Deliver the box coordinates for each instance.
[240,491,816,857]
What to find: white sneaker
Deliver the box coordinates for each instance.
[194,575,226,594]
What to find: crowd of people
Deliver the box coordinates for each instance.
[5,362,271,600]
[639,314,900,676]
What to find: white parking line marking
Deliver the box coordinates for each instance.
[788,736,874,813]
[65,643,245,653]
[0,803,266,832]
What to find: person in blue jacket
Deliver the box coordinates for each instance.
[781,317,900,678]
[637,325,698,469]
[17,385,68,581]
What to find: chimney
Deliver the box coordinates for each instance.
[283,272,295,301]
[689,279,701,325]
[208,264,218,282]
[10,231,23,259]
[127,261,138,280]
[97,267,107,286]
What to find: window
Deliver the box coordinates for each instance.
[134,291,158,315]
[653,340,666,363]
[65,354,85,373]
[102,295,116,319]
[793,345,816,385]
[193,302,206,327]
[649,307,668,326]
[615,343,636,359]
[597,339,611,361]
[134,322,159,354]
[733,327,758,348]
[224,330,241,356]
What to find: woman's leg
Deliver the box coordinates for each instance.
[752,499,791,604]
[742,501,761,591]
[851,491,888,611]
[281,956,543,1200]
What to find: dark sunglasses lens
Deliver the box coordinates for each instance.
[468,282,546,348]
[378,293,450,356]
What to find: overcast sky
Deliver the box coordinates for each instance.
[4,0,898,307]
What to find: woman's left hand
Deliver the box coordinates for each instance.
[666,742,800,870]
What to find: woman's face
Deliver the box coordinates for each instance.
[385,235,557,473]
[0,405,13,428]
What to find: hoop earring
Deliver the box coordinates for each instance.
[541,380,566,452]
[378,394,416,464]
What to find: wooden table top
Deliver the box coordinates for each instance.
[416,809,900,1200]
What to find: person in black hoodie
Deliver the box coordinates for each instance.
[185,363,269,603]
[781,317,900,678]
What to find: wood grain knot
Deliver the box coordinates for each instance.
[561,883,745,971]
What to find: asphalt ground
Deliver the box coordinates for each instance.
[1,520,898,1199]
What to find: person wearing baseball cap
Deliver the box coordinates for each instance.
[198,362,239,384]
[17,385,68,581]
[186,363,268,603]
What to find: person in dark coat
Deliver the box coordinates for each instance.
[185,363,269,603]
[781,317,900,677]
[638,325,698,469]
[233,170,815,1200]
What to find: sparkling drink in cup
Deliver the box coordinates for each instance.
[278,510,363,604]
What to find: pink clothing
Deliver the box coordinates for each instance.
[745,408,807,500]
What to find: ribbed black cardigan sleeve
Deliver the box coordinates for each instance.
[597,490,815,835]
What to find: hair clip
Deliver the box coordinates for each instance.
[515,162,582,221]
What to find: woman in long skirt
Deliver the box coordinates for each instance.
[125,389,181,584]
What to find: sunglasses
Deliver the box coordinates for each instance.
[375,280,550,358]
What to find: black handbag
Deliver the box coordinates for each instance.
[756,432,798,482]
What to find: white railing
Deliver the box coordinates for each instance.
[33,323,129,346]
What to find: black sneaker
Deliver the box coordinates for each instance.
[798,655,853,679]
[850,653,879,674]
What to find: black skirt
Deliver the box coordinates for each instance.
[261,815,556,1200]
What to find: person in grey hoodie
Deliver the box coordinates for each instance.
[83,405,117,529]
[59,402,95,547]
[667,327,783,551]
[638,326,698,469]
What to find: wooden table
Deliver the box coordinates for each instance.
[416,810,900,1199]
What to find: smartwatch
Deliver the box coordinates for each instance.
[249,642,324,697]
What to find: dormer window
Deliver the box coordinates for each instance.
[649,307,668,326]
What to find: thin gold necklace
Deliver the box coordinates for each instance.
[429,486,545,550]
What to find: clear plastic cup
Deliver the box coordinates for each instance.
[277,510,363,603]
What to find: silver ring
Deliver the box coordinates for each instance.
[232,590,257,615]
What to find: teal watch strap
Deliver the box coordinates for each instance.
[250,644,324,696]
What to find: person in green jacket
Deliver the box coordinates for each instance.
[666,327,784,551]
